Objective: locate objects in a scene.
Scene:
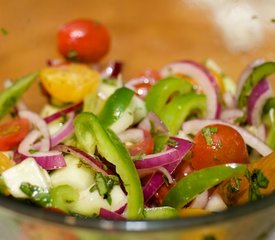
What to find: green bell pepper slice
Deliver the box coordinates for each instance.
[238,61,275,109]
[74,112,144,219]
[144,206,179,219]
[162,163,247,209]
[98,87,134,127]
[0,72,38,119]
[159,93,206,135]
[263,97,275,115]
[145,76,193,115]
[262,100,275,150]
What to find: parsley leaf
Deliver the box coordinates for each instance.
[202,127,217,145]
[90,172,120,205]
[245,169,269,202]
[20,182,52,207]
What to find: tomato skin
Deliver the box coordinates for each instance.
[57,19,111,63]
[127,130,154,156]
[153,160,193,205]
[0,118,30,151]
[131,69,161,99]
[190,124,249,170]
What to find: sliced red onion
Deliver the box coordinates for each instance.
[143,160,181,203]
[142,137,193,203]
[135,148,181,170]
[160,60,220,118]
[189,190,209,209]
[53,144,110,175]
[18,110,50,151]
[29,152,66,170]
[205,192,227,212]
[50,113,75,147]
[17,130,66,170]
[44,102,83,123]
[252,123,267,142]
[247,79,273,126]
[223,91,236,109]
[115,204,127,215]
[236,58,265,101]
[99,208,126,220]
[18,130,41,154]
[118,128,144,143]
[138,111,169,134]
[220,108,244,123]
[181,119,272,156]
[155,166,174,184]
[100,61,123,79]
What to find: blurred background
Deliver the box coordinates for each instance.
[0,0,275,109]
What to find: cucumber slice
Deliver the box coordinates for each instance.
[50,155,95,191]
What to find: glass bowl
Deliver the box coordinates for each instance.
[1,1,275,239]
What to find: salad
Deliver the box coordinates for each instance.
[0,19,274,220]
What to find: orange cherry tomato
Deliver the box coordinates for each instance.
[57,19,111,63]
[190,124,249,170]
[0,118,30,151]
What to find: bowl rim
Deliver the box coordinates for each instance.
[0,191,275,232]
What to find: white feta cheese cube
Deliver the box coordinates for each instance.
[2,158,51,198]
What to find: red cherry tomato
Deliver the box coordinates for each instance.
[0,118,30,151]
[129,69,161,99]
[190,124,249,170]
[153,160,193,205]
[57,19,111,63]
[127,129,154,156]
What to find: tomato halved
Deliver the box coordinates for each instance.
[127,129,154,156]
[0,118,30,151]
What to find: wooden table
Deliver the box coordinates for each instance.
[1,0,275,111]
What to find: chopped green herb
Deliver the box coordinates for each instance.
[202,127,218,145]
[90,172,120,205]
[89,184,97,193]
[132,153,146,161]
[251,169,269,188]
[245,169,269,202]
[162,175,171,186]
[153,133,169,153]
[29,149,39,154]
[149,120,169,153]
[167,138,178,148]
[66,50,79,61]
[102,78,118,86]
[20,182,52,207]
[213,155,219,161]
[271,19,275,23]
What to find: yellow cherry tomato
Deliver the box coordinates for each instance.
[0,152,13,173]
[40,63,100,103]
